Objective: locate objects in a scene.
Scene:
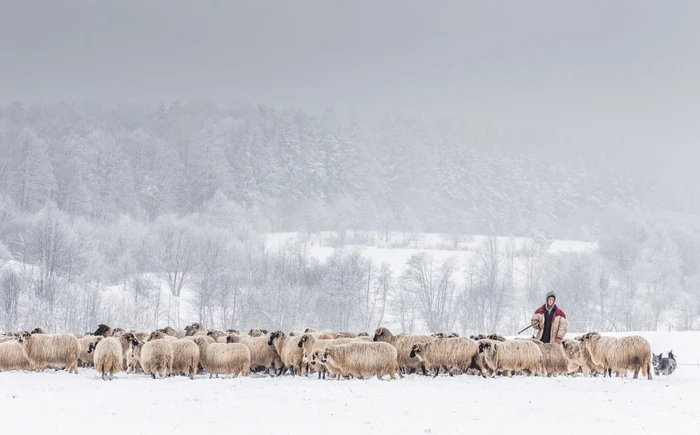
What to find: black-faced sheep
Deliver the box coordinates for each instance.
[227,334,281,375]
[268,330,304,376]
[78,335,101,367]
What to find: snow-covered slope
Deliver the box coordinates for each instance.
[1,331,697,435]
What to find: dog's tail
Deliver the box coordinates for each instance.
[668,350,676,361]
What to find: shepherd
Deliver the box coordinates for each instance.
[531,291,568,344]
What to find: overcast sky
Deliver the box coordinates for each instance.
[1,1,699,158]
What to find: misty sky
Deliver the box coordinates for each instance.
[1,1,699,157]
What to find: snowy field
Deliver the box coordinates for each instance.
[2,331,699,435]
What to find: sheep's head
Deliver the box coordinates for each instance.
[478,341,493,353]
[87,338,102,354]
[94,324,112,337]
[298,334,312,348]
[16,331,31,344]
[268,331,284,346]
[409,344,424,359]
[373,327,391,342]
[487,334,505,342]
[431,332,446,338]
[249,329,265,337]
[31,327,45,334]
[580,332,600,343]
[321,348,334,363]
[148,331,166,342]
[304,328,315,333]
[160,326,177,335]
[357,332,369,337]
[185,323,203,336]
[310,349,323,366]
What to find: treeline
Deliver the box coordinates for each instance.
[0,100,686,239]
[1,201,699,334]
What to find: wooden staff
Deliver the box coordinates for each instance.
[517,322,539,335]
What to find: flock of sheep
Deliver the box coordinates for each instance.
[0,323,654,381]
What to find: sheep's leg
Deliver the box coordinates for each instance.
[433,366,440,378]
[421,363,428,376]
[444,365,454,377]
[633,368,640,379]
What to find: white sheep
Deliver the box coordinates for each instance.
[194,337,250,378]
[89,337,123,380]
[0,340,32,371]
[140,337,174,379]
[322,341,400,380]
[17,331,80,374]
[478,339,545,377]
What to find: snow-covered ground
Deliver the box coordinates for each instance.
[1,331,698,434]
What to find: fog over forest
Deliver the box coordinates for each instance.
[0,1,699,335]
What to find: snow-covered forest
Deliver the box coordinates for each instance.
[1,101,700,334]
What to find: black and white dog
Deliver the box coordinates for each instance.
[652,351,677,376]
